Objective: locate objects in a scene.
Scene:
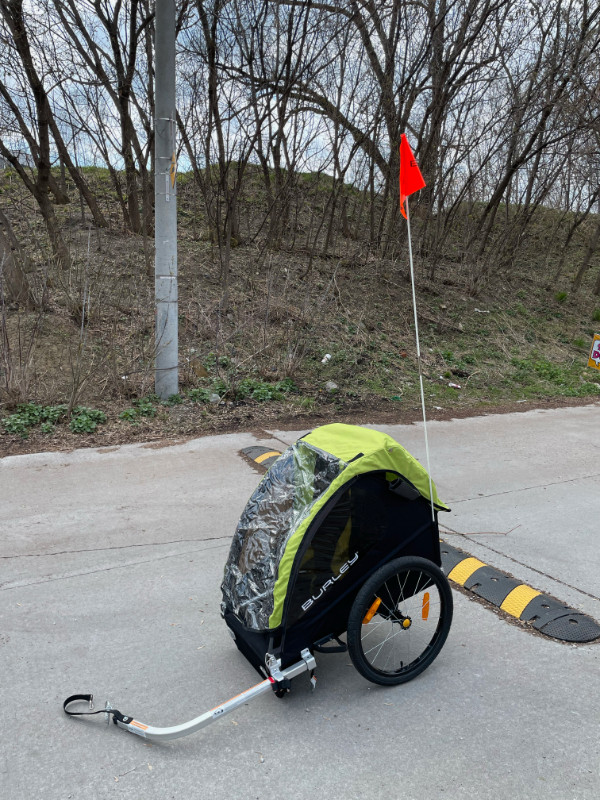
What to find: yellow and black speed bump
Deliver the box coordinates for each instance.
[241,446,282,471]
[440,542,600,643]
[463,566,521,607]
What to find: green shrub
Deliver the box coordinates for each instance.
[593,309,600,323]
[72,406,106,423]
[119,396,158,421]
[41,405,68,423]
[187,388,212,404]
[275,378,297,394]
[251,383,279,402]
[2,403,70,437]
[2,413,31,438]
[533,360,564,382]
[132,397,157,417]
[233,377,296,403]
[69,407,107,433]
[554,291,567,303]
[211,378,228,395]
[578,382,600,395]
[69,416,94,433]
[162,393,184,406]
[14,403,43,426]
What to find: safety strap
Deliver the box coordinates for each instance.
[63,694,133,725]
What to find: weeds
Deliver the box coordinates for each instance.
[119,396,159,422]
[234,377,297,402]
[510,356,600,398]
[68,407,107,433]
[1,402,108,438]
[133,396,158,416]
[115,379,299,426]
[2,165,600,454]
[162,393,184,406]
[118,408,138,421]
[188,388,214,404]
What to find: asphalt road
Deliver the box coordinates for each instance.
[1,404,599,799]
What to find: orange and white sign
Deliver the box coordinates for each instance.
[588,334,600,370]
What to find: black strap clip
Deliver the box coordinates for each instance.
[63,694,131,725]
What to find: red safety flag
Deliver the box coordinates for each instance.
[399,133,426,219]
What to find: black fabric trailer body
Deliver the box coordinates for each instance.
[221,424,448,677]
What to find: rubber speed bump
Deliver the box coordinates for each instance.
[500,585,541,618]
[448,557,486,586]
[241,446,282,471]
[440,542,600,643]
[465,566,520,607]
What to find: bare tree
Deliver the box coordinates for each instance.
[0,207,35,308]
[0,0,71,268]
[52,0,155,234]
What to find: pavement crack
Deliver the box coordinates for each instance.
[114,762,148,782]
[442,524,600,603]
[264,430,293,449]
[0,541,229,592]
[450,471,600,503]
[440,524,520,536]
[0,535,231,560]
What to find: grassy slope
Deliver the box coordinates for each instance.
[0,166,599,455]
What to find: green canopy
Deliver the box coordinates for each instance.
[269,424,447,628]
[221,423,447,632]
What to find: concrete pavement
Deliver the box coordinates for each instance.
[1,405,599,799]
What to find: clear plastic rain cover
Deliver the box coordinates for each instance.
[221,440,345,630]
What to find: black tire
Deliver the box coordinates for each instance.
[347,556,453,686]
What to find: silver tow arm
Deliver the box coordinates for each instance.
[64,649,317,743]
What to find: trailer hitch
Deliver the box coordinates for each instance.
[64,650,317,742]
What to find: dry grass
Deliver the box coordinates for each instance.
[1,167,600,455]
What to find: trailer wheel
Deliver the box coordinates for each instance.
[347,556,453,686]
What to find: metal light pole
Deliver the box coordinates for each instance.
[154,0,178,398]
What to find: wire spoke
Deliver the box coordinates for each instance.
[366,622,397,663]
[363,623,412,658]
[359,568,444,675]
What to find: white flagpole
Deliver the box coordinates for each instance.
[405,196,436,521]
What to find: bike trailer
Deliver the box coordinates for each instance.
[64,423,453,741]
[222,423,451,684]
